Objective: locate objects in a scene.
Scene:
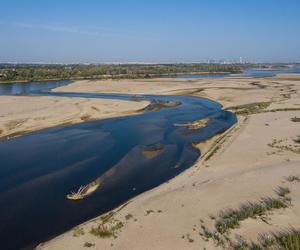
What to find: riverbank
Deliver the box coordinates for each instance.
[0,72,235,84]
[0,96,149,140]
[37,74,300,249]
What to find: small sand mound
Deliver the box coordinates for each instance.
[174,118,210,130]
[142,144,164,159]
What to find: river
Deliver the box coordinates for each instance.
[0,80,236,249]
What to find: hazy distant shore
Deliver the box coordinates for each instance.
[0,71,235,84]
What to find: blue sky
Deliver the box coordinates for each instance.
[0,0,299,63]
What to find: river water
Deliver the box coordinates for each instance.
[0,80,237,249]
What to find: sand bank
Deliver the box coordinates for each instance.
[0,95,149,140]
[7,75,300,249]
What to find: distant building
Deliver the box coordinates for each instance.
[239,57,247,64]
[207,59,216,64]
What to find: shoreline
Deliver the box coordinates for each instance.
[1,75,300,249]
[0,95,150,140]
[38,74,300,249]
[0,79,231,249]
[0,71,236,84]
[36,105,249,250]
[0,106,147,141]
[37,124,235,250]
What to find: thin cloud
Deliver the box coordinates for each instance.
[15,22,80,34]
[13,22,132,38]
[10,21,157,40]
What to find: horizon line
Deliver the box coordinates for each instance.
[0,61,299,65]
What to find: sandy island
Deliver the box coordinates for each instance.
[0,95,149,140]
[3,75,300,249]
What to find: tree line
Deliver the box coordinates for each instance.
[0,63,242,82]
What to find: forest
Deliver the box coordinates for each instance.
[0,63,242,82]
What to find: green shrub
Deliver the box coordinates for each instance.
[291,117,300,122]
[73,227,85,237]
[125,213,133,220]
[84,242,95,248]
[90,225,113,238]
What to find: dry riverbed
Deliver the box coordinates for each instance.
[5,75,300,249]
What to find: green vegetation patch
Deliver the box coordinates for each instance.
[90,220,124,238]
[286,175,300,182]
[200,183,294,249]
[233,228,300,250]
[268,137,300,154]
[294,136,300,144]
[268,107,300,113]
[266,229,300,250]
[204,145,220,161]
[90,225,113,238]
[90,210,126,239]
[125,213,133,220]
[73,227,85,237]
[84,242,95,248]
[276,186,290,197]
[291,117,300,122]
[0,63,242,82]
[215,197,288,234]
[100,211,114,223]
[228,102,271,115]
[90,221,124,239]
[145,209,155,215]
[80,114,92,121]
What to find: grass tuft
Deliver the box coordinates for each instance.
[125,213,133,220]
[228,102,271,115]
[215,197,288,234]
[291,117,300,122]
[286,175,300,182]
[204,145,220,161]
[276,186,290,197]
[269,229,300,249]
[84,242,95,248]
[234,228,300,249]
[145,209,154,215]
[73,227,85,237]
[100,211,114,223]
[294,137,300,144]
[80,114,92,121]
[90,225,113,238]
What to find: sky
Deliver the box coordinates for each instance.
[0,0,300,63]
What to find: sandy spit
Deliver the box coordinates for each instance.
[0,95,149,140]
